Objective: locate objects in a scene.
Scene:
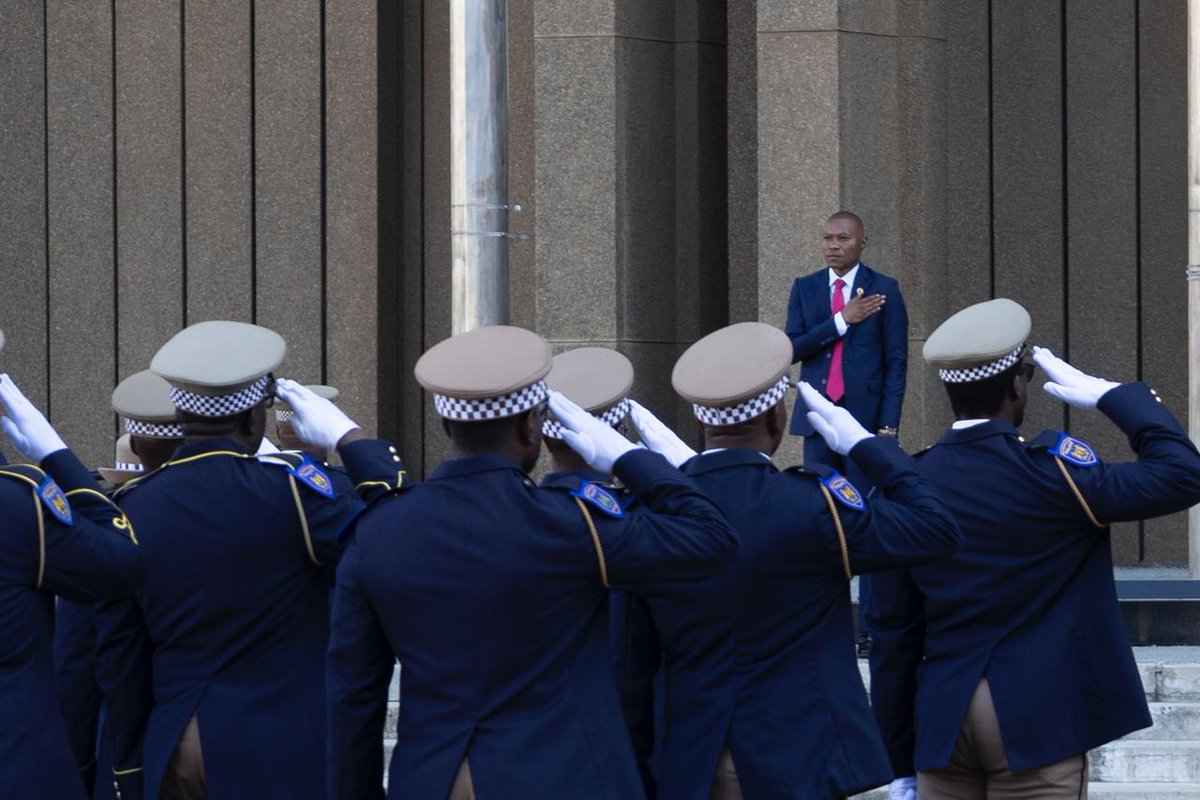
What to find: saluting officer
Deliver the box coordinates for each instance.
[536,347,663,798]
[0,329,144,800]
[317,325,739,800]
[57,370,183,800]
[867,299,1200,799]
[620,322,960,800]
[94,321,401,800]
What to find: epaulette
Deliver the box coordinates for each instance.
[1028,430,1101,467]
[0,463,74,525]
[783,464,867,511]
[258,452,336,499]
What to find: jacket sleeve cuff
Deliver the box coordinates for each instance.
[847,435,913,487]
[1097,382,1185,437]
[338,438,407,493]
[612,449,681,494]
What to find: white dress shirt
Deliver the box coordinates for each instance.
[829,263,861,337]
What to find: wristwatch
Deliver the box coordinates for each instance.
[877,426,899,437]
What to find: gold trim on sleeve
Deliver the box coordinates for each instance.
[1054,456,1105,528]
[288,475,322,565]
[574,497,610,587]
[819,483,853,580]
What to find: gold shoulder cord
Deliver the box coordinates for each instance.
[287,475,323,565]
[818,483,853,580]
[574,497,610,588]
[32,488,45,589]
[1053,457,1105,528]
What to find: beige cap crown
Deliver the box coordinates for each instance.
[151,320,286,395]
[673,322,792,407]
[415,326,552,399]
[112,370,177,423]
[546,348,634,412]
[923,298,1031,371]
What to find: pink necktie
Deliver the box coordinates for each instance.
[827,279,846,402]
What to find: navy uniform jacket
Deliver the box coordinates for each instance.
[867,383,1200,775]
[95,437,401,800]
[620,438,958,800]
[786,264,908,436]
[326,449,739,800]
[55,596,117,800]
[0,450,143,800]
[540,467,663,799]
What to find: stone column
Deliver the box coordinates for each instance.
[1188,0,1200,578]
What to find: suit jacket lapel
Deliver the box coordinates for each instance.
[811,269,832,319]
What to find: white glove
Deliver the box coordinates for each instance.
[627,400,696,468]
[888,776,917,800]
[548,390,638,473]
[0,374,68,462]
[1032,346,1120,409]
[275,379,360,451]
[799,382,872,455]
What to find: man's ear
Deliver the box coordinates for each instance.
[518,408,540,447]
[441,417,453,439]
[767,401,786,438]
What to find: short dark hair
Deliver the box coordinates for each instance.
[943,361,1021,419]
[445,413,527,454]
[828,210,865,231]
[176,407,251,436]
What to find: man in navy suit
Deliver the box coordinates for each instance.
[867,299,1200,799]
[786,211,908,476]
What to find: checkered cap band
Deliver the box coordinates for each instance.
[693,375,790,426]
[276,408,294,423]
[169,375,271,417]
[938,346,1023,384]
[433,380,549,422]
[124,418,184,438]
[543,397,631,440]
[113,461,145,473]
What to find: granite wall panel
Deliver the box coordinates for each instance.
[115,0,183,380]
[254,0,322,384]
[1065,0,1141,562]
[1137,0,1189,564]
[46,0,115,467]
[324,0,378,435]
[990,1,1065,440]
[726,0,758,323]
[0,1,49,419]
[184,0,252,326]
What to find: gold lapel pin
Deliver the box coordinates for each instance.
[855,288,864,298]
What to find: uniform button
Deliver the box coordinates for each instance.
[1018,436,1025,443]
[392,455,401,462]
[388,446,397,453]
[827,353,832,359]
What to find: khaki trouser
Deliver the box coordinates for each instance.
[708,748,743,800]
[160,714,207,800]
[919,679,1088,800]
[447,759,475,800]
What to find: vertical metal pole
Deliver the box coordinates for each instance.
[1189,0,1200,577]
[450,0,510,334]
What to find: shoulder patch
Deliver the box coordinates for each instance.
[37,476,74,525]
[570,480,625,519]
[291,455,336,498]
[1053,433,1100,467]
[821,471,866,511]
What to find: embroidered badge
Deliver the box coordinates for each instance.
[37,476,74,525]
[570,481,625,519]
[1055,433,1099,467]
[821,471,866,511]
[291,456,336,498]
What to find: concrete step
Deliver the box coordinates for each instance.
[855,656,1200,703]
[854,784,1200,799]
[1123,703,1200,740]
[1090,741,1200,783]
